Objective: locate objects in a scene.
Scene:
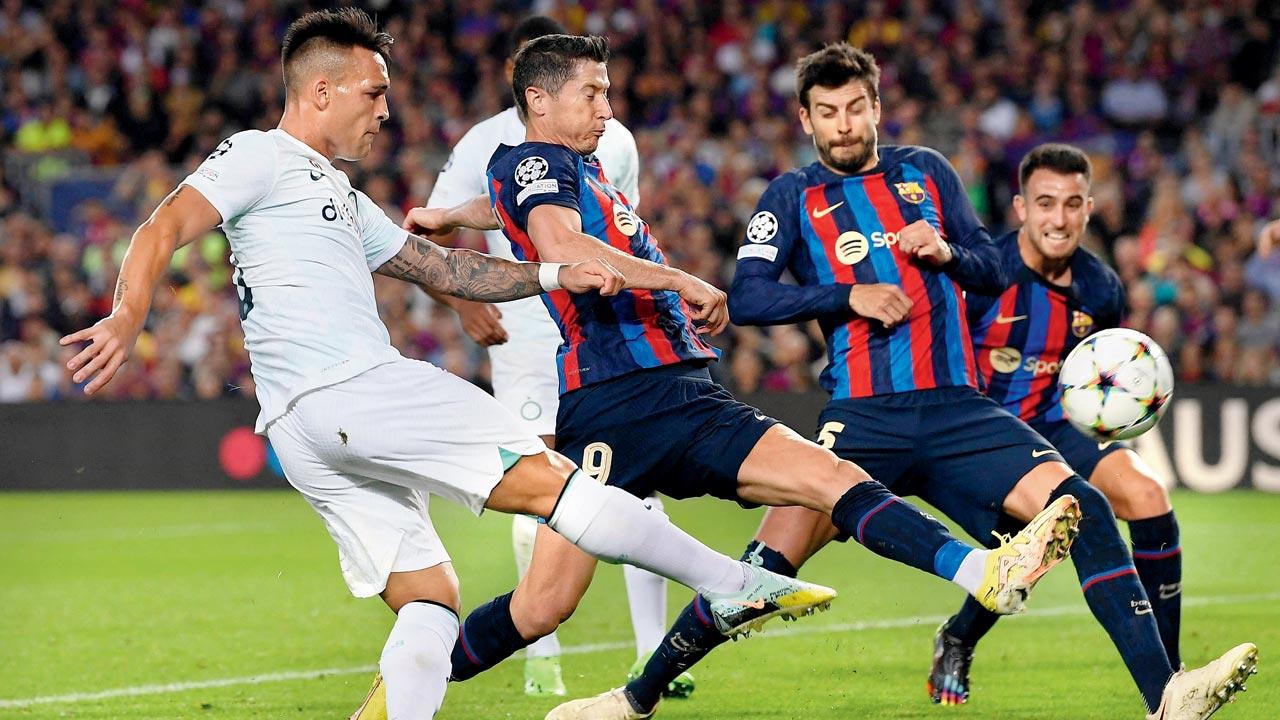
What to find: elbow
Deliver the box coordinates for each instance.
[727,285,762,326]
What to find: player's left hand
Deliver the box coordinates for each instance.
[897,219,954,266]
[402,207,454,236]
[560,257,626,296]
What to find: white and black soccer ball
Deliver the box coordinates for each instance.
[1059,328,1174,441]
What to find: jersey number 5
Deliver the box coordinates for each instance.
[816,421,845,450]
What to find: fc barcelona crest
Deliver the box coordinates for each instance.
[894,181,926,204]
[1072,311,1095,338]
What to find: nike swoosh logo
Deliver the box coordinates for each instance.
[1134,606,1153,615]
[1098,441,1114,451]
[995,314,1028,324]
[812,202,844,219]
[1158,583,1182,600]
[731,598,767,610]
[1031,449,1055,458]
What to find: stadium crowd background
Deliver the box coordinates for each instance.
[1,0,1279,402]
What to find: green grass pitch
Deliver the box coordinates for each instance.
[1,490,1275,719]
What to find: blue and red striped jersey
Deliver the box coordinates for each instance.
[729,145,1006,399]
[967,232,1126,423]
[487,142,718,393]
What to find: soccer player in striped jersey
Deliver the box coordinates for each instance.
[582,46,1255,720]
[409,35,1082,713]
[928,143,1182,706]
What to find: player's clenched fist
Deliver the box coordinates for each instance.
[560,257,626,296]
[402,206,451,235]
[677,276,729,335]
[848,283,912,327]
[897,219,954,266]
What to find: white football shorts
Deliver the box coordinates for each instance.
[267,357,546,597]
[487,312,562,438]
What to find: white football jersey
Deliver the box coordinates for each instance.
[182,129,407,432]
[427,108,639,352]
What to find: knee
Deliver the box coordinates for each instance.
[1109,477,1171,521]
[512,580,580,638]
[1055,476,1116,525]
[518,594,577,638]
[810,455,870,492]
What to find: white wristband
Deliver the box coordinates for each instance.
[539,262,565,291]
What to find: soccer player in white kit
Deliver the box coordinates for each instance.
[58,10,836,720]
[425,16,679,699]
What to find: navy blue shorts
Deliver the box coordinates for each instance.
[555,363,778,502]
[1033,419,1129,482]
[819,386,1063,545]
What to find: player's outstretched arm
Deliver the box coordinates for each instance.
[59,185,221,395]
[527,204,728,334]
[376,233,625,302]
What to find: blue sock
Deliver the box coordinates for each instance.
[449,592,528,682]
[623,541,797,712]
[1055,477,1172,712]
[1130,511,1182,668]
[831,481,977,581]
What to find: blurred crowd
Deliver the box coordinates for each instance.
[2,0,1279,402]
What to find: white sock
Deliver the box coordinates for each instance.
[380,601,457,720]
[547,472,749,595]
[951,549,990,595]
[624,496,669,656]
[513,514,563,659]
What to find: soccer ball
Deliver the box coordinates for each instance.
[1059,328,1174,441]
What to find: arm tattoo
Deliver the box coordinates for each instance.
[379,234,543,302]
[113,279,128,308]
[162,186,184,207]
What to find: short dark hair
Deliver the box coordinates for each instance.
[508,16,567,59]
[512,34,609,116]
[795,43,880,109]
[1019,143,1092,191]
[281,8,394,91]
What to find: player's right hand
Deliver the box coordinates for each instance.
[849,283,912,327]
[451,299,508,346]
[561,257,626,296]
[678,276,729,335]
[59,314,143,395]
[402,206,454,236]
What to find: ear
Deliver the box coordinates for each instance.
[872,97,882,124]
[312,77,331,111]
[1013,194,1028,224]
[525,86,548,118]
[798,105,814,137]
[1085,195,1095,215]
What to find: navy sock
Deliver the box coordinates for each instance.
[1055,477,1172,712]
[1129,511,1182,668]
[624,541,797,712]
[946,595,1000,647]
[449,592,528,682]
[831,481,972,580]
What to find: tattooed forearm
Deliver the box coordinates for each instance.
[379,234,543,301]
[113,279,128,308]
